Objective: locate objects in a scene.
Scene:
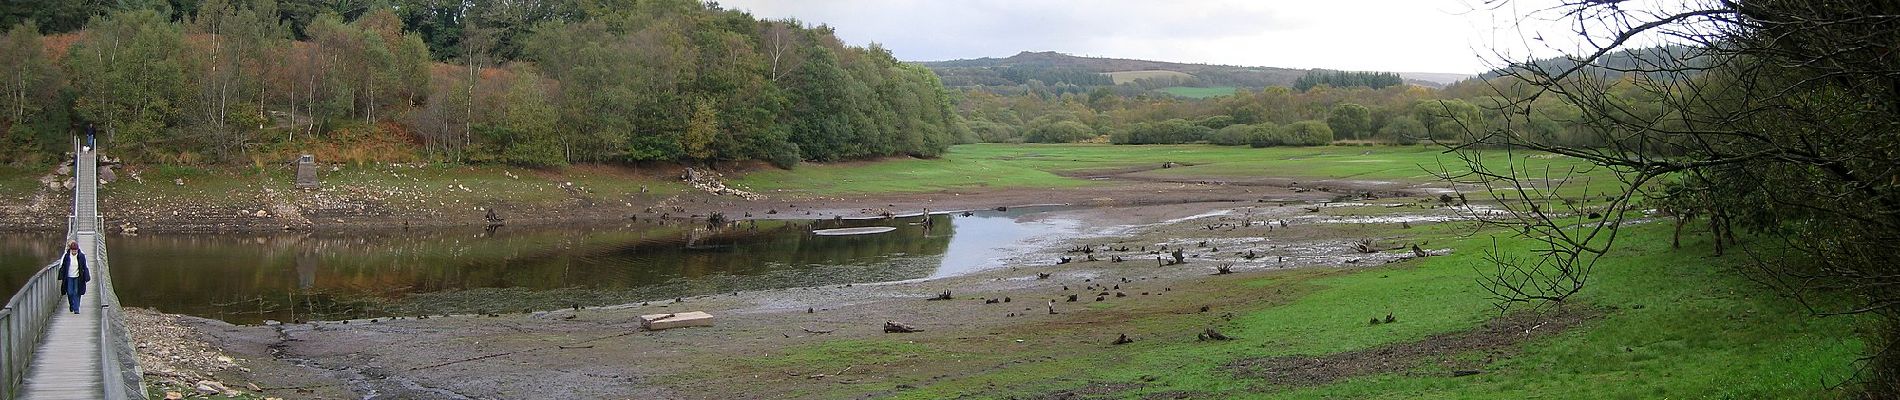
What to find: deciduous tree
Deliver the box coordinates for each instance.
[1326,102,1371,140]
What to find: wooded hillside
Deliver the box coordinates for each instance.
[0,0,965,168]
[925,51,1309,89]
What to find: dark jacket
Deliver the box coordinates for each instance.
[58,251,89,296]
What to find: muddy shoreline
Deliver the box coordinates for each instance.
[70,161,1481,398]
[131,187,1484,399]
[0,159,1443,235]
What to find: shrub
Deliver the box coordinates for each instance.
[1195,115,1236,129]
[1024,120,1097,143]
[1112,119,1211,144]
[1379,116,1426,145]
[1278,120,1335,146]
[966,119,1021,143]
[1248,122,1282,148]
[1207,124,1255,146]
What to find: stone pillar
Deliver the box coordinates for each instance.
[295,154,319,189]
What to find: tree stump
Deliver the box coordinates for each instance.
[883,321,921,333]
[1199,328,1233,341]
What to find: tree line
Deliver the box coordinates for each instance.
[953,78,1604,149]
[0,0,964,168]
[933,66,1113,88]
[1458,0,1900,393]
[1292,70,1402,91]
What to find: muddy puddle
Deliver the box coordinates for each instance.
[0,206,1080,324]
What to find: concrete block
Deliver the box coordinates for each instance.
[639,311,714,330]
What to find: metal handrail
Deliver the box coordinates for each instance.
[0,138,145,399]
[0,261,60,400]
[75,143,143,399]
[95,217,142,399]
[0,144,83,399]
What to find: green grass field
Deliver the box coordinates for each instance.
[1159,86,1238,99]
[756,222,1864,399]
[1104,70,1195,84]
[315,164,687,207]
[736,144,1616,197]
[98,165,264,203]
[8,143,1614,206]
[0,166,48,198]
[1111,223,1861,399]
[731,154,1097,196]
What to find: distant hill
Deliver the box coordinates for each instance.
[1473,45,1707,81]
[926,51,1290,75]
[922,51,1307,88]
[1395,72,1472,86]
[920,51,1471,90]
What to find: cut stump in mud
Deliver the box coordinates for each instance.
[884,321,921,333]
[1199,328,1232,341]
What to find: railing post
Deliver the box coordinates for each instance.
[1,309,11,400]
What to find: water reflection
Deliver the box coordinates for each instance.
[0,207,1075,324]
[0,233,63,295]
[932,207,1080,278]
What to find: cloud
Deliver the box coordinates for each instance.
[719,0,1542,73]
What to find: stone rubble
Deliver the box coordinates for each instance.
[683,167,765,200]
[126,308,254,398]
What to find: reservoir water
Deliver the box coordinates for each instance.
[0,207,1076,324]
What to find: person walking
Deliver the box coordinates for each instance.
[58,241,89,314]
[83,124,96,152]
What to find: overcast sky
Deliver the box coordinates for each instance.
[716,0,1584,74]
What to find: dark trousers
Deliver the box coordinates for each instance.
[63,278,81,313]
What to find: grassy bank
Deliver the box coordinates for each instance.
[738,222,1864,398]
[5,144,1609,214]
[0,166,47,198]
[736,143,1611,196]
[1160,86,1239,99]
[67,161,698,232]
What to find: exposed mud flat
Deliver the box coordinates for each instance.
[157,197,1485,399]
[79,159,1487,398]
[1225,306,1601,386]
[1296,204,1509,224]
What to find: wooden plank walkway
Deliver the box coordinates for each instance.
[16,148,107,399]
[18,279,101,400]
